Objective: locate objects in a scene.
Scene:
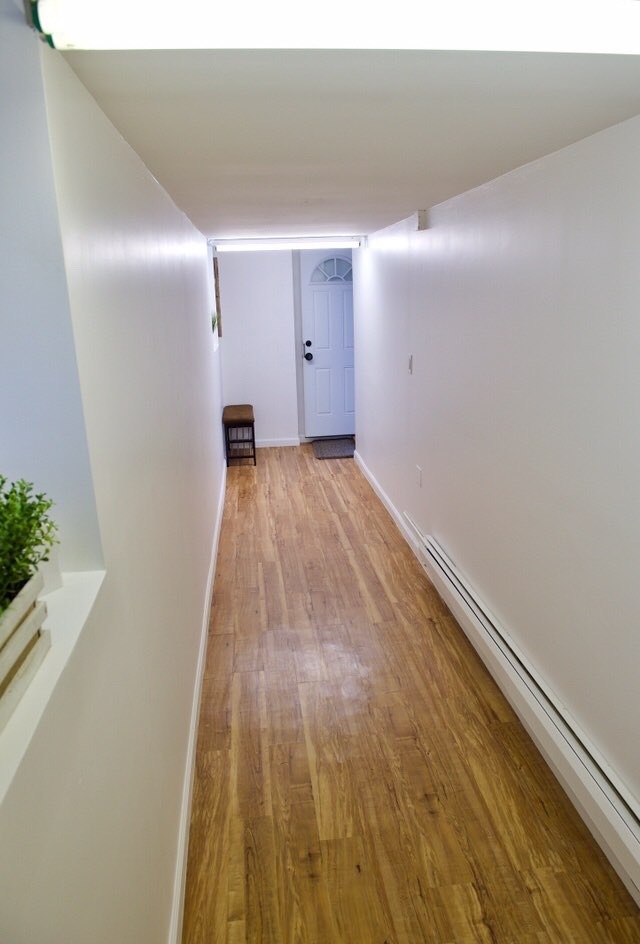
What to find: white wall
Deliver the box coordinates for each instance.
[354,220,413,499]
[0,16,225,944]
[354,114,640,864]
[218,251,299,445]
[0,0,101,571]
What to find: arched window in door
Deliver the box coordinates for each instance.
[310,256,353,283]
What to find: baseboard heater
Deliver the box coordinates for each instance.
[403,513,640,901]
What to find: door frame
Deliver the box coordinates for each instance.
[292,251,307,441]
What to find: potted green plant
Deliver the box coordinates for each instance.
[0,476,58,728]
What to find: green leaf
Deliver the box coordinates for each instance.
[0,477,59,614]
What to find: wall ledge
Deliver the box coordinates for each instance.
[0,569,106,805]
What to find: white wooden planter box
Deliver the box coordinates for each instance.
[0,571,51,732]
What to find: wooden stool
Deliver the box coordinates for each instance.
[222,404,256,466]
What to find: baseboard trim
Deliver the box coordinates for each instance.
[354,451,417,549]
[168,461,226,944]
[256,437,300,448]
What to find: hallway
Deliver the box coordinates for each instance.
[182,446,640,943]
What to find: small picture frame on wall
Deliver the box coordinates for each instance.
[213,256,223,337]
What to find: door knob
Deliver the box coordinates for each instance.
[305,340,312,347]
[304,352,313,361]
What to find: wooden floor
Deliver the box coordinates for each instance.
[182,446,640,944]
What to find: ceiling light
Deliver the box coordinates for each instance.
[27,0,640,54]
[213,237,363,253]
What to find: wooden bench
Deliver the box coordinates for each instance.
[222,404,256,466]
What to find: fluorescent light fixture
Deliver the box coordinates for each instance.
[28,0,640,53]
[213,237,363,253]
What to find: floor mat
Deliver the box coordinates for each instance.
[312,437,355,460]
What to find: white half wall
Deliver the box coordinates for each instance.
[354,115,640,890]
[218,251,300,445]
[0,21,225,944]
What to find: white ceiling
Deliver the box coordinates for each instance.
[63,49,640,239]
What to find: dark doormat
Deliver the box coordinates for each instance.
[312,437,355,460]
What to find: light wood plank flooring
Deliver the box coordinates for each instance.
[182,445,640,943]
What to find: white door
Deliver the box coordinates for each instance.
[300,251,355,439]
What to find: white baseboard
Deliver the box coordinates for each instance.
[354,450,640,906]
[256,437,300,448]
[354,451,417,548]
[168,461,227,944]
